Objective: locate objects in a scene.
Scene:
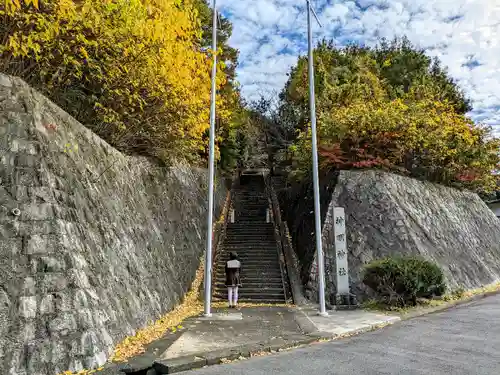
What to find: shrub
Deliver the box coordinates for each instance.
[362,256,446,307]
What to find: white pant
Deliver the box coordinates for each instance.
[228,286,239,305]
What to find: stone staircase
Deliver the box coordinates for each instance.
[213,173,287,303]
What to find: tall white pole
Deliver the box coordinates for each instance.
[204,0,218,317]
[306,0,327,316]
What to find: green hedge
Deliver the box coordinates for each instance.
[362,256,446,307]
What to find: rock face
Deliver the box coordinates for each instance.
[0,74,227,375]
[308,170,500,303]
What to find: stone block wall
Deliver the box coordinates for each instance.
[308,170,500,303]
[0,74,227,375]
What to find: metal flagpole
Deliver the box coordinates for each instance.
[204,0,218,317]
[306,0,327,316]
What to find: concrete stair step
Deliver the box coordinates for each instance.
[217,255,279,260]
[234,197,267,199]
[226,227,273,229]
[215,270,282,276]
[233,204,267,207]
[213,288,283,294]
[221,248,278,252]
[226,238,274,240]
[223,242,276,245]
[214,275,283,282]
[235,217,267,219]
[224,241,275,244]
[218,254,279,258]
[231,219,268,222]
[215,275,283,281]
[226,234,274,236]
[236,213,267,216]
[213,292,285,300]
[216,263,281,269]
[226,231,274,233]
[224,239,276,242]
[226,226,274,230]
[213,288,285,295]
[224,241,277,245]
[223,235,274,238]
[223,241,276,245]
[233,203,268,206]
[222,243,277,248]
[233,204,268,207]
[214,268,282,273]
[224,234,274,237]
[215,267,281,273]
[212,298,286,304]
[236,204,268,206]
[235,217,268,220]
[220,254,278,258]
[222,247,277,251]
[214,281,284,287]
[214,281,283,288]
[214,264,281,269]
[218,255,279,259]
[225,231,274,235]
[216,255,279,261]
[213,285,284,293]
[224,236,276,240]
[224,239,275,242]
[213,280,284,286]
[227,222,274,226]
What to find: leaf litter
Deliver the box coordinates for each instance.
[57,258,292,375]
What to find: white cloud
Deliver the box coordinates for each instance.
[217,0,500,130]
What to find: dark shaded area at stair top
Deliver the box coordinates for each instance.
[213,174,287,303]
[275,169,340,284]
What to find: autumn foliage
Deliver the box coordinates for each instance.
[0,0,242,165]
[283,39,499,192]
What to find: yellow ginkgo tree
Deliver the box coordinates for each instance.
[0,0,237,164]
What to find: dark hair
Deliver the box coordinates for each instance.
[229,252,238,260]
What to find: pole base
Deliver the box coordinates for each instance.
[317,310,329,317]
[203,312,213,318]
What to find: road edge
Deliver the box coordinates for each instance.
[396,288,500,321]
[103,290,500,374]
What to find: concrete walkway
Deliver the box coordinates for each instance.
[109,306,400,374]
[181,294,500,375]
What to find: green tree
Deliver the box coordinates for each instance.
[281,38,499,192]
[374,37,472,114]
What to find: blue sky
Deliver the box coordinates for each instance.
[216,0,500,130]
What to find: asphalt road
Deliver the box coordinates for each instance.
[186,294,500,375]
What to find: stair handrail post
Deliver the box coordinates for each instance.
[203,0,218,317]
[306,0,328,316]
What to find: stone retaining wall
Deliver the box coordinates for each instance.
[308,170,500,303]
[0,74,226,375]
